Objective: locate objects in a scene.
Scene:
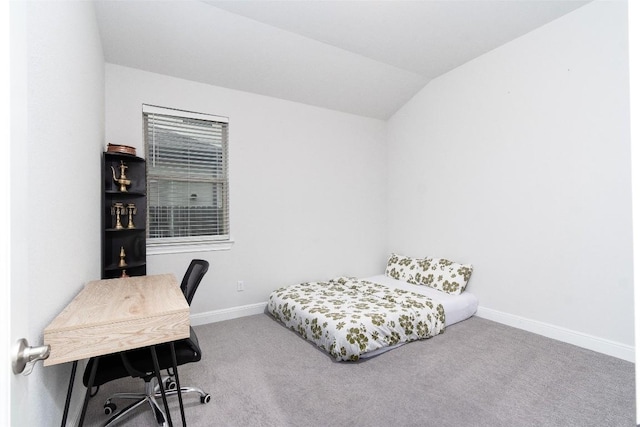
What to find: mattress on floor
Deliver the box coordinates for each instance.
[268,275,478,361]
[364,274,479,327]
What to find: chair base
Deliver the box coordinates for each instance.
[101,377,210,426]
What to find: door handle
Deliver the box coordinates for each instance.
[12,338,50,375]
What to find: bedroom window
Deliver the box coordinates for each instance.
[143,104,232,254]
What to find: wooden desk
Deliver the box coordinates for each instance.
[44,274,190,366]
[44,274,190,426]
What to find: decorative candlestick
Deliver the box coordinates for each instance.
[111,203,125,230]
[126,203,137,229]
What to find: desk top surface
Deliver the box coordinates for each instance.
[44,274,190,366]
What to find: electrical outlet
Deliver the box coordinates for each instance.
[237,280,245,291]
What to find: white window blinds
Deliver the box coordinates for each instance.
[143,105,229,246]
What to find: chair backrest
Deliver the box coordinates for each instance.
[180,259,210,305]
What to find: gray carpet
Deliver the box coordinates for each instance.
[82,314,635,427]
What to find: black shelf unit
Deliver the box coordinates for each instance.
[102,152,147,279]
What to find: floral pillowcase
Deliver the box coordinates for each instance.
[385,253,473,295]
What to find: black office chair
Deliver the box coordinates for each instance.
[83,259,211,426]
[157,259,210,394]
[180,259,210,306]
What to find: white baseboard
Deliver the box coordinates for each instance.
[190,302,267,326]
[475,306,634,363]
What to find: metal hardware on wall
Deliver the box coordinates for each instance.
[12,338,50,375]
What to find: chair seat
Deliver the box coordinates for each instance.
[83,326,202,388]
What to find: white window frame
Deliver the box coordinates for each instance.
[143,104,233,255]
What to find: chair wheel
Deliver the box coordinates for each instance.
[104,402,116,415]
[165,378,177,391]
[201,394,211,404]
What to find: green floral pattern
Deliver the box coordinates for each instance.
[385,253,473,295]
[267,277,445,361]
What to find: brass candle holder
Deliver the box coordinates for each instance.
[111,203,126,230]
[126,203,137,229]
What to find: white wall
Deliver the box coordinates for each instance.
[630,0,640,421]
[387,0,633,357]
[105,64,388,317]
[11,1,105,425]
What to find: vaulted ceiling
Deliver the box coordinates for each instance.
[94,0,590,119]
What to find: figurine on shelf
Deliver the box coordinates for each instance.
[126,203,137,229]
[118,246,127,268]
[111,161,131,192]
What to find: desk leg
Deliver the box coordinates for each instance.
[78,356,99,427]
[150,346,173,427]
[169,342,186,427]
[60,360,78,427]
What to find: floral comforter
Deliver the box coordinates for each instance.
[267,277,445,361]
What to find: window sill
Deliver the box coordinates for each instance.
[147,239,234,255]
